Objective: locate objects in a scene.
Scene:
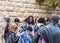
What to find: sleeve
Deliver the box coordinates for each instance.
[32,26,45,43]
[32,32,40,43]
[22,24,27,30]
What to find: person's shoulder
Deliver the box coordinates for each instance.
[23,23,27,26]
[45,24,52,28]
[22,23,28,27]
[41,24,52,32]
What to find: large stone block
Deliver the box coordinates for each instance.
[34,9,45,13]
[9,0,26,3]
[0,11,8,16]
[0,6,5,11]
[19,8,25,13]
[16,3,24,7]
[24,13,34,17]
[8,12,18,17]
[9,0,20,2]
[0,17,4,22]
[26,0,36,4]
[11,2,17,6]
[5,6,14,12]
[24,4,33,8]
[0,1,11,6]
[25,8,35,13]
[14,7,20,12]
[17,12,24,17]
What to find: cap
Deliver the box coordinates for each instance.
[4,15,10,20]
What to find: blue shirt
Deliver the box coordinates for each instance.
[22,23,37,32]
[19,31,32,43]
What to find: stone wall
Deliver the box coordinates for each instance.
[0,0,60,28]
[0,0,60,43]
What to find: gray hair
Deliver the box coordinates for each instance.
[50,13,59,23]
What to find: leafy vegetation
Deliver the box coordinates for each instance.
[36,0,60,9]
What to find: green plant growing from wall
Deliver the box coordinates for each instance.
[36,0,60,9]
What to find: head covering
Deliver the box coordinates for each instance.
[4,15,10,20]
[38,18,45,23]
[14,18,20,22]
[26,26,33,32]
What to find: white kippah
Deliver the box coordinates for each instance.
[4,15,10,19]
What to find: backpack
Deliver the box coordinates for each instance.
[38,27,46,43]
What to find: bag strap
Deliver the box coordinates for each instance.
[40,26,44,37]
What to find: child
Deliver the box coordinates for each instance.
[9,23,19,43]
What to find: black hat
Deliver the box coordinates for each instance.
[26,26,33,32]
[38,18,45,23]
[14,18,20,22]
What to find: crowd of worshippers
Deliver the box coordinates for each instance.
[2,13,60,43]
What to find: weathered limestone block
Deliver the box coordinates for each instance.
[25,8,35,13]
[8,12,18,17]
[14,7,20,12]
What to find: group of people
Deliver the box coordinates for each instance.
[2,13,60,43]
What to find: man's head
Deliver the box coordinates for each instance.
[37,17,46,27]
[14,18,20,26]
[4,15,10,22]
[50,13,59,24]
[38,17,46,24]
[26,26,33,36]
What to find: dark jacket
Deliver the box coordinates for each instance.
[10,32,19,43]
[4,23,10,40]
[32,23,60,43]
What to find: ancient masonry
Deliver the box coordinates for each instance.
[0,0,60,28]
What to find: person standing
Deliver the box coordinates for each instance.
[9,23,19,43]
[37,17,46,29]
[32,14,60,43]
[22,16,37,33]
[18,26,34,43]
[2,15,11,43]
[14,18,21,37]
